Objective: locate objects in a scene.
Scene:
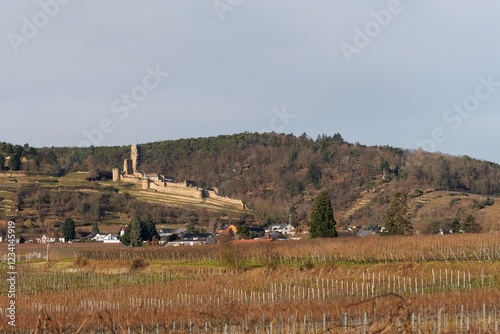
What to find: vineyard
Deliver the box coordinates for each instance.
[1,234,500,333]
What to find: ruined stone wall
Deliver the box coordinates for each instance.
[165,181,184,188]
[149,181,203,199]
[119,174,141,184]
[205,190,246,209]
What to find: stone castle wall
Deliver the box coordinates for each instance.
[207,193,246,209]
[145,180,203,199]
[119,174,141,184]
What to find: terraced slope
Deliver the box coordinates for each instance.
[117,187,246,213]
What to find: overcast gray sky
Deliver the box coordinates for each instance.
[1,1,499,163]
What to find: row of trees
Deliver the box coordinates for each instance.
[307,191,482,238]
[120,215,158,247]
[4,133,500,226]
[0,152,22,171]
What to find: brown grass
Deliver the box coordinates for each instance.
[1,233,499,332]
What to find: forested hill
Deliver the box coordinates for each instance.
[2,132,500,227]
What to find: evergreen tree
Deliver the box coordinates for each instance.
[0,153,5,170]
[143,214,158,242]
[8,153,21,171]
[120,215,159,246]
[129,218,143,247]
[120,218,143,247]
[383,192,413,235]
[307,163,322,188]
[61,218,76,240]
[237,225,251,239]
[308,191,338,238]
[5,144,13,155]
[462,215,482,233]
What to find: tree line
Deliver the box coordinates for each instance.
[2,132,500,226]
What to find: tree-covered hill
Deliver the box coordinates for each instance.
[1,132,500,230]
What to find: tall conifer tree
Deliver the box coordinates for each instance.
[309,192,338,238]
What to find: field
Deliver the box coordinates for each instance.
[1,234,500,333]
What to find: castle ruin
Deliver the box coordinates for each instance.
[113,145,247,210]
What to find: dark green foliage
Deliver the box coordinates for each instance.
[307,163,322,188]
[129,219,143,247]
[0,153,5,170]
[8,153,21,171]
[5,143,13,155]
[332,133,345,145]
[308,192,338,238]
[364,222,380,231]
[425,217,462,235]
[121,218,143,247]
[142,214,159,241]
[120,215,158,247]
[383,192,412,235]
[462,215,482,233]
[237,225,251,239]
[61,218,76,240]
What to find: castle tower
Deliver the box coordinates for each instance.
[123,159,133,175]
[131,145,141,174]
[112,168,121,182]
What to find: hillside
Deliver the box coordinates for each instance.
[1,133,500,235]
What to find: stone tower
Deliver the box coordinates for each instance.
[131,145,141,174]
[123,159,133,175]
[112,168,121,182]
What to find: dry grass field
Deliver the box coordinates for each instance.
[1,233,499,333]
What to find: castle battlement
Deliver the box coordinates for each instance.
[112,145,247,210]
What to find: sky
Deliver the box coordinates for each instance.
[1,1,500,163]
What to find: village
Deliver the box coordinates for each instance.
[4,221,299,246]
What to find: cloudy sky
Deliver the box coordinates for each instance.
[1,1,500,162]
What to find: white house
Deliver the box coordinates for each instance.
[38,235,57,243]
[102,234,120,243]
[92,233,120,243]
[265,224,296,236]
[167,233,216,246]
